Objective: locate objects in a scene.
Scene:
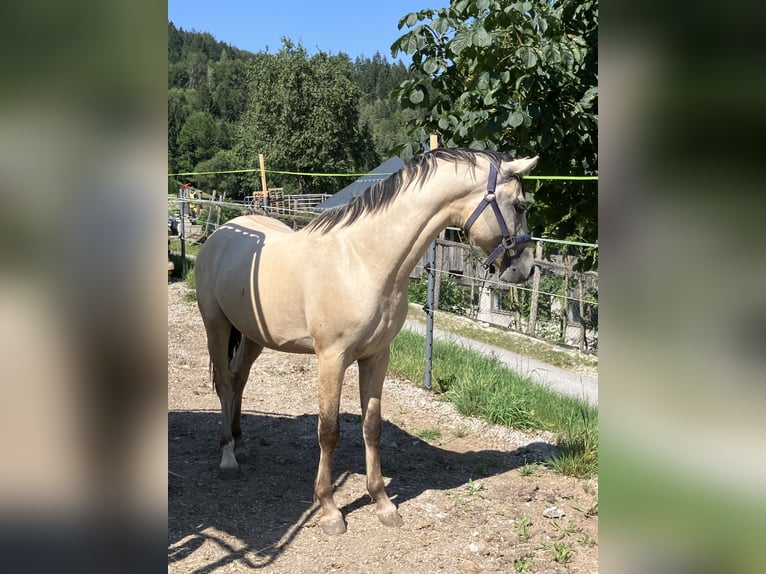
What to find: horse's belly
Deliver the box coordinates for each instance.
[219,287,315,354]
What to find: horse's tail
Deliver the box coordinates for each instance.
[210,324,243,390]
[227,324,242,363]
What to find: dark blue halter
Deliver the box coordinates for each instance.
[463,163,532,269]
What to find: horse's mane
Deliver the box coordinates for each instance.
[304,148,515,234]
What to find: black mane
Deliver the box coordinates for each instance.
[304,148,515,234]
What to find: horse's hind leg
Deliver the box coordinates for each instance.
[358,348,403,528]
[230,338,263,453]
[203,319,260,478]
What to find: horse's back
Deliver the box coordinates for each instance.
[227,214,294,235]
[196,214,293,283]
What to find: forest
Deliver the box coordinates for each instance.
[168,21,417,198]
[168,0,597,266]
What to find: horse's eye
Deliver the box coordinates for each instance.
[514,202,526,215]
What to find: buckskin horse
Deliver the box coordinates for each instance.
[194,148,538,535]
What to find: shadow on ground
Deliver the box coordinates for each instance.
[168,410,554,572]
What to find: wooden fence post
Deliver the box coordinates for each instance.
[258,153,269,214]
[527,241,543,336]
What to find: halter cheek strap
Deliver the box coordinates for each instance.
[463,163,532,269]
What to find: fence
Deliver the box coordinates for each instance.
[168,193,597,355]
[244,190,331,219]
[410,235,598,353]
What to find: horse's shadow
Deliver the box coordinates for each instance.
[168,410,554,572]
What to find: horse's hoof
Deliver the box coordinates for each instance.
[377,509,404,528]
[218,465,240,480]
[319,515,347,536]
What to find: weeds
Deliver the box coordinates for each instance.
[570,497,598,517]
[388,330,598,478]
[548,542,573,564]
[414,427,441,441]
[466,478,484,497]
[546,405,598,478]
[516,515,533,540]
[446,478,485,506]
[519,463,536,477]
[513,555,534,572]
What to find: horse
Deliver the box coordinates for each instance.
[194,148,539,535]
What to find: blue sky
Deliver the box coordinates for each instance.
[167,1,446,62]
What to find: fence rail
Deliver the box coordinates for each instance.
[169,190,598,354]
[408,237,598,353]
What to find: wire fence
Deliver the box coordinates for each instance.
[168,170,598,353]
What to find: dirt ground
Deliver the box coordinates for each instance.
[168,282,598,573]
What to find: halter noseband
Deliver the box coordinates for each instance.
[463,163,532,269]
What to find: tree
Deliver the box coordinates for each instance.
[176,110,220,173]
[353,54,424,158]
[391,0,597,266]
[168,87,198,173]
[236,41,379,194]
[193,149,251,201]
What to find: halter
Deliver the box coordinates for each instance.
[463,163,532,269]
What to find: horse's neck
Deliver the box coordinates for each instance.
[331,171,473,285]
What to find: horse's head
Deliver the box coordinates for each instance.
[463,155,539,284]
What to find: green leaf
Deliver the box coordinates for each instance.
[397,31,422,55]
[450,30,472,56]
[508,111,524,127]
[432,16,451,35]
[473,27,493,47]
[397,13,416,29]
[423,58,439,74]
[409,87,425,104]
[454,0,470,15]
[476,0,491,11]
[477,71,490,90]
[580,86,598,108]
[515,46,538,68]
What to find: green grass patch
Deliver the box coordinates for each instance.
[169,253,196,291]
[389,329,598,478]
[414,427,442,441]
[168,238,202,257]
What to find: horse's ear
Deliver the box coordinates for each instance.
[501,156,539,177]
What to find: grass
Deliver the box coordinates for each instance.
[414,427,442,441]
[169,238,202,257]
[389,329,598,478]
[519,463,537,477]
[548,542,573,564]
[516,515,533,540]
[168,252,197,294]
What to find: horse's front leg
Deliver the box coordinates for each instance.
[358,348,403,528]
[314,354,348,535]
